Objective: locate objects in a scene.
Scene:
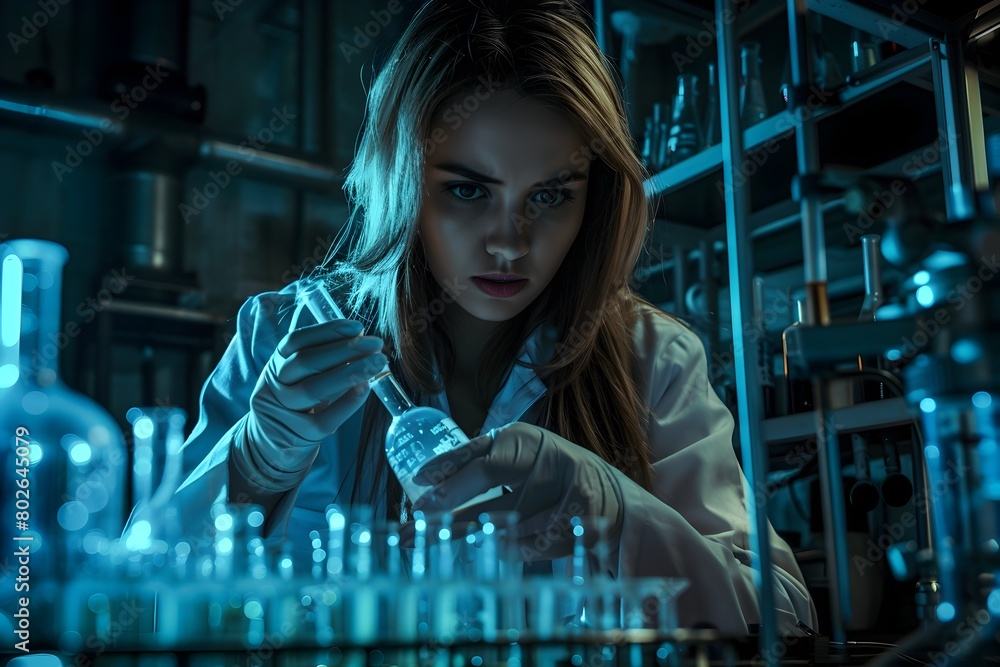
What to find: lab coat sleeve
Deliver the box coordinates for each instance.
[612,310,818,636]
[122,286,304,548]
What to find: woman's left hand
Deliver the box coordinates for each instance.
[411,421,624,562]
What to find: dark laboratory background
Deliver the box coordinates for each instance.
[1,0,1000,664]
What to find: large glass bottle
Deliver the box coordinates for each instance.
[666,74,703,163]
[0,240,128,582]
[740,42,768,128]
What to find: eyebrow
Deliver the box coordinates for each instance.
[430,163,588,187]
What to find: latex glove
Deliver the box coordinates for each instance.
[412,422,624,562]
[235,308,387,492]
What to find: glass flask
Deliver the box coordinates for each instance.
[666,74,703,163]
[781,297,814,413]
[703,62,721,148]
[0,240,128,582]
[856,234,890,406]
[295,277,502,509]
[740,41,768,128]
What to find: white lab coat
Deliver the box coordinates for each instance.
[133,278,817,636]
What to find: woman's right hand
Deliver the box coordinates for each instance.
[239,316,387,490]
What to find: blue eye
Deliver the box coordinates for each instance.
[442,183,576,209]
[446,183,484,204]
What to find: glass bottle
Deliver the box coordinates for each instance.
[666,74,703,163]
[781,296,814,413]
[740,42,768,128]
[811,14,843,91]
[0,239,128,582]
[295,278,502,509]
[703,62,721,148]
[857,234,887,402]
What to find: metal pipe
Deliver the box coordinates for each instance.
[930,37,990,222]
[0,85,342,192]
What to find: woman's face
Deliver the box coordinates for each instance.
[418,88,591,322]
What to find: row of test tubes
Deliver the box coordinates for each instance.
[50,503,687,661]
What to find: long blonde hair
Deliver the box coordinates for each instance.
[319,0,660,518]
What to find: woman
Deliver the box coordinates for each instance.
[144,0,816,635]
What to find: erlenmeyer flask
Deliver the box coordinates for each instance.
[740,41,768,128]
[666,74,703,162]
[0,240,128,581]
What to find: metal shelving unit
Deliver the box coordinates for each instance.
[595,0,997,659]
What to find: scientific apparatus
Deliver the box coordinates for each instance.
[294,277,503,509]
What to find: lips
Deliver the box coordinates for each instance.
[472,276,528,298]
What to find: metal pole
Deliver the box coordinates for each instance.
[715,0,777,658]
[788,0,851,643]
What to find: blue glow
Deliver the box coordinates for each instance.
[925,445,940,460]
[916,286,935,307]
[1,255,22,347]
[215,514,233,531]
[125,520,152,551]
[920,398,937,413]
[28,444,42,464]
[950,339,982,364]
[69,441,92,465]
[328,512,345,531]
[0,364,18,388]
[886,349,902,362]
[973,392,992,408]
[359,530,371,544]
[217,537,233,554]
[937,602,956,622]
[913,270,930,286]
[133,416,154,440]
[482,522,494,535]
[989,590,1000,614]
[438,528,451,540]
[247,510,264,528]
[573,524,584,537]
[244,600,263,619]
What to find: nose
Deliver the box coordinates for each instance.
[484,208,529,261]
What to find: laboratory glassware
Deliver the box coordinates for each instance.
[0,240,128,583]
[739,42,768,128]
[665,74,703,163]
[294,277,503,509]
